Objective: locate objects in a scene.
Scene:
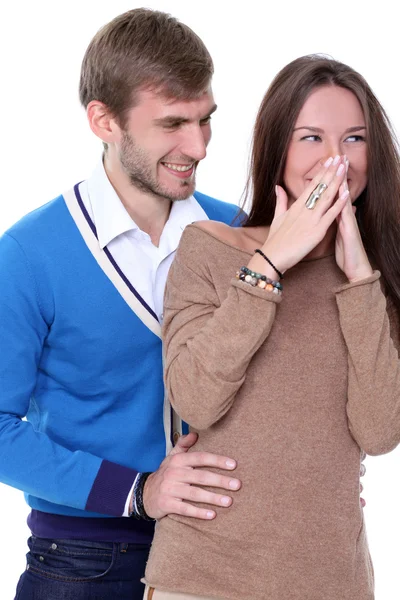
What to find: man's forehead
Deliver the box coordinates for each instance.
[135,87,216,116]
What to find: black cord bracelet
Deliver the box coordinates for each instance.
[254,249,284,280]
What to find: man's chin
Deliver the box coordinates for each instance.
[164,181,196,202]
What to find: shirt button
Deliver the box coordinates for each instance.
[51,543,58,550]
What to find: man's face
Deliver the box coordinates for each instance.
[116,88,216,201]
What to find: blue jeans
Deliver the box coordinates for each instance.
[14,536,150,600]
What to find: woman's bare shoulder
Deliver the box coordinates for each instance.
[191,221,267,253]
[191,221,250,249]
[192,220,243,246]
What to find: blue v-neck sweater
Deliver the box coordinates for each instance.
[0,186,239,541]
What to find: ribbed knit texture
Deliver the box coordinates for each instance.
[145,224,400,600]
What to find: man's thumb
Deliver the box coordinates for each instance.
[169,431,198,455]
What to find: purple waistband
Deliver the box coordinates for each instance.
[28,510,154,544]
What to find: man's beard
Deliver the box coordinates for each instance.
[119,130,196,201]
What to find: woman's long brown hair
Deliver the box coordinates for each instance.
[244,54,400,312]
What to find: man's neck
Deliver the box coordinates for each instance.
[103,156,171,247]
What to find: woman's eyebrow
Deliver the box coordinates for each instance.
[293,125,366,133]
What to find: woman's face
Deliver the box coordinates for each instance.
[283,85,368,204]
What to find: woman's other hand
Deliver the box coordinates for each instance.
[335,162,373,283]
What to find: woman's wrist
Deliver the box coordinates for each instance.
[347,266,374,284]
[247,255,279,281]
[246,246,285,281]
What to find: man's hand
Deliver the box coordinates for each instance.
[142,432,241,520]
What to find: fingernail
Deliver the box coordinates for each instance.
[333,155,341,166]
[275,185,279,196]
[324,157,333,167]
[229,479,240,489]
[226,460,236,468]
[340,190,350,200]
[221,496,231,506]
[336,164,345,176]
[206,511,215,519]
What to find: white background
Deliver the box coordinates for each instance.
[1,1,400,598]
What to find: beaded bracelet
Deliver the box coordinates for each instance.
[129,472,154,520]
[236,266,283,294]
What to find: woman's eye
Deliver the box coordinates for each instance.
[345,135,366,143]
[301,135,321,142]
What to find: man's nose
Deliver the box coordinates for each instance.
[180,126,208,162]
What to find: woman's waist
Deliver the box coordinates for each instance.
[145,510,370,600]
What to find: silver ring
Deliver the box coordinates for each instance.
[305,182,328,210]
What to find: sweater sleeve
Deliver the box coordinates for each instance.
[163,226,282,430]
[335,271,400,456]
[0,232,138,516]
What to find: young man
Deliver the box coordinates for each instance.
[0,9,241,600]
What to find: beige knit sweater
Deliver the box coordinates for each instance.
[145,223,400,600]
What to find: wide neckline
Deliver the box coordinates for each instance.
[189,223,335,263]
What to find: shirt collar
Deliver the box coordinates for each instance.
[86,160,138,249]
[86,159,208,250]
[167,193,208,233]
[157,194,208,257]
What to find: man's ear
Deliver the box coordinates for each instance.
[86,101,121,144]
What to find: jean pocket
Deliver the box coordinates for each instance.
[27,537,115,582]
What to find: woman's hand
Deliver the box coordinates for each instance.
[335,163,373,283]
[257,156,349,276]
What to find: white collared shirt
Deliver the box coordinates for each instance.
[78,160,208,323]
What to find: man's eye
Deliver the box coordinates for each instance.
[200,116,212,126]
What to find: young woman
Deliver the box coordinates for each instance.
[143,55,400,600]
